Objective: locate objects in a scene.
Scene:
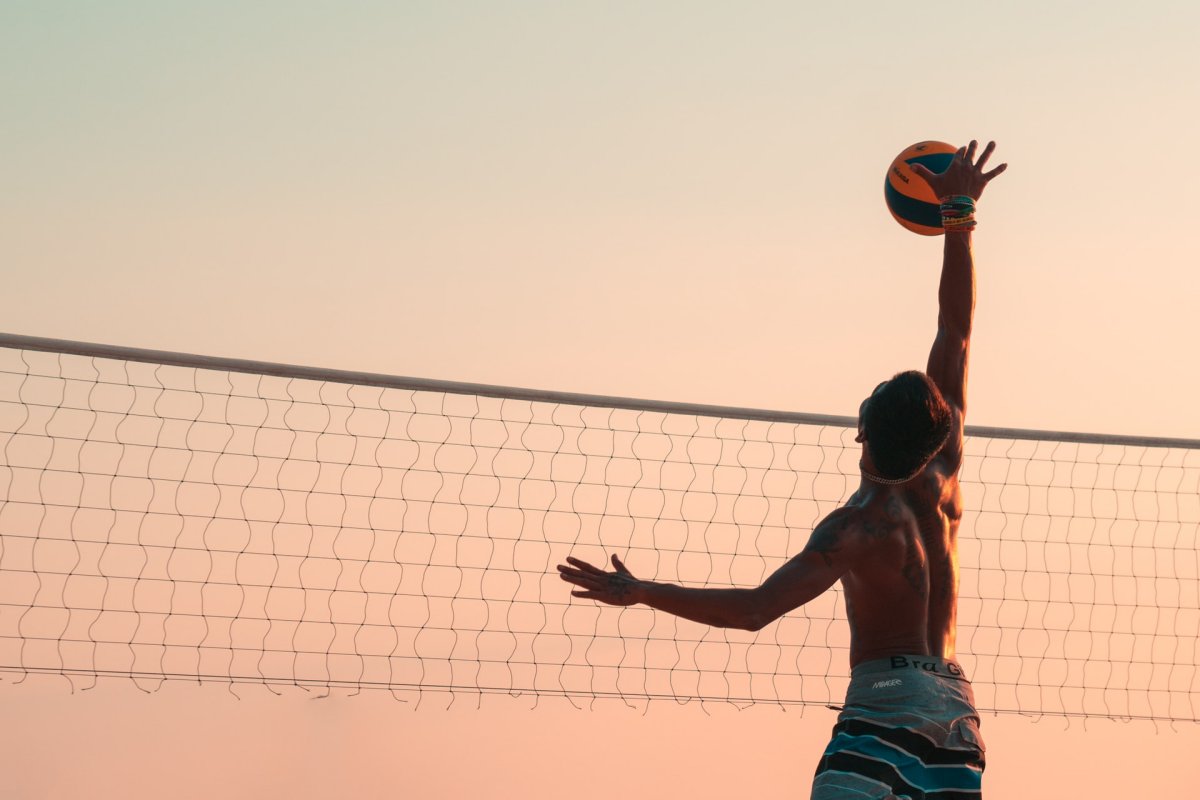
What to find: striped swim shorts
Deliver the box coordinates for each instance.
[811,655,986,799]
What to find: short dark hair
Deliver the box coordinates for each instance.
[860,371,953,480]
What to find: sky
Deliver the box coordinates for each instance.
[2,1,1199,798]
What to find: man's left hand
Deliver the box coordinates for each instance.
[557,554,643,606]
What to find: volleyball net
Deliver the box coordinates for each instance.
[1,333,1197,722]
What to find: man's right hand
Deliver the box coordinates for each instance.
[911,140,1007,201]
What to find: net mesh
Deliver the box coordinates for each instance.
[1,339,1198,721]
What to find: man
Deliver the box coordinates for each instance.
[558,141,1006,799]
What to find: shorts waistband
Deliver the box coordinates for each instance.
[850,655,969,682]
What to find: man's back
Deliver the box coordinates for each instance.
[841,443,964,667]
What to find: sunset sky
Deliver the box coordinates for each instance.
[3,2,1199,797]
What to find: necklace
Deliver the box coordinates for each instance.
[859,461,924,485]
[859,428,954,486]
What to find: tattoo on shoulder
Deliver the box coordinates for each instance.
[808,514,851,567]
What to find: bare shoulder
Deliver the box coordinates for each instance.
[930,404,966,475]
[804,506,870,566]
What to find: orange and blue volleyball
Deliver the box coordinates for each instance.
[884,141,958,236]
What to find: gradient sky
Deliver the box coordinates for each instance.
[3,2,1199,798]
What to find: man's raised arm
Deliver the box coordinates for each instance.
[911,141,1006,455]
[556,507,863,632]
[926,226,974,414]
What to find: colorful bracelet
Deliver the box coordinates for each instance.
[939,195,976,230]
[940,204,975,213]
[942,214,976,224]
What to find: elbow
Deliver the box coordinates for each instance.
[937,316,971,343]
[741,610,776,632]
[740,590,783,632]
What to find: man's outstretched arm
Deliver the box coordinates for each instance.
[557,508,862,631]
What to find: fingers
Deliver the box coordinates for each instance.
[557,564,603,588]
[975,141,996,171]
[965,140,978,164]
[983,162,1008,180]
[563,554,632,575]
[565,556,605,575]
[557,563,594,578]
[909,162,932,181]
[560,556,637,605]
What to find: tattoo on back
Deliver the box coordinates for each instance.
[902,535,928,599]
[861,497,903,542]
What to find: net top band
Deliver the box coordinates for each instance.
[3,331,1198,450]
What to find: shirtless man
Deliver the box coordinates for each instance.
[558,141,1006,799]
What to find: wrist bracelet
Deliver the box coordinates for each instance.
[939,195,976,230]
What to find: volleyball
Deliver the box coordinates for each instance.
[884,141,958,235]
